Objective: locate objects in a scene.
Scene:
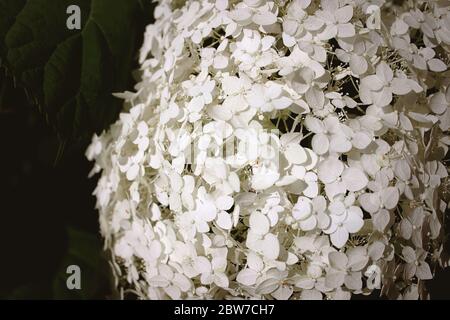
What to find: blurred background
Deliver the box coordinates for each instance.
[0,0,449,300]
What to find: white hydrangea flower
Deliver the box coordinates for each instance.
[88,0,450,300]
[323,194,364,248]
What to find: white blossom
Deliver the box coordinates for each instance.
[87,0,450,300]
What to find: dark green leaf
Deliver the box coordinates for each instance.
[52,227,111,300]
[0,0,153,141]
[0,0,26,58]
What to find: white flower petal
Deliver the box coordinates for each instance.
[428,58,447,72]
[329,251,348,270]
[359,193,381,214]
[416,262,433,280]
[330,227,349,248]
[247,251,264,272]
[391,78,411,95]
[272,285,293,300]
[429,92,447,114]
[337,23,355,38]
[381,187,399,209]
[262,233,280,260]
[252,12,277,25]
[312,133,329,155]
[329,135,352,153]
[345,209,364,233]
[373,87,393,107]
[299,215,317,231]
[318,158,344,184]
[293,197,313,220]
[373,209,391,232]
[217,211,232,230]
[216,195,234,210]
[402,246,416,264]
[335,5,353,23]
[236,268,258,286]
[342,167,368,192]
[272,96,293,109]
[284,143,308,164]
[349,54,368,75]
[249,212,270,235]
[376,62,393,82]
[305,116,325,133]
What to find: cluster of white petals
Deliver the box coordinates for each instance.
[87,0,450,300]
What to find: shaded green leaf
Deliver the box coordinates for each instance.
[0,0,153,141]
[52,227,110,300]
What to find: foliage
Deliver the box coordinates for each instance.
[0,0,154,141]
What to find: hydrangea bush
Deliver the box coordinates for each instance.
[87,0,450,300]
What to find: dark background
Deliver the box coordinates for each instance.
[0,70,111,299]
[0,1,449,300]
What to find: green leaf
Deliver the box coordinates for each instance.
[0,0,153,141]
[52,227,111,300]
[0,0,26,58]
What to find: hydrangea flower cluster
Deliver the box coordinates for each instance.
[87,0,450,300]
